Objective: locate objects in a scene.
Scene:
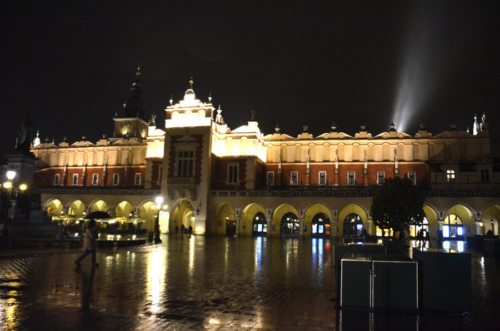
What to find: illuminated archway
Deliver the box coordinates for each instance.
[67,200,85,218]
[343,213,364,239]
[170,200,195,233]
[338,203,369,237]
[115,201,134,218]
[45,199,63,217]
[481,203,500,236]
[272,203,299,237]
[444,204,474,238]
[241,203,267,237]
[89,200,109,213]
[280,212,300,237]
[215,203,236,236]
[443,214,464,239]
[311,213,331,238]
[304,203,333,238]
[139,201,157,231]
[252,212,267,237]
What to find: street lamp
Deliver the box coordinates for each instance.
[2,170,18,237]
[6,170,16,181]
[154,195,164,244]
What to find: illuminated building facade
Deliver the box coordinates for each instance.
[31,75,500,241]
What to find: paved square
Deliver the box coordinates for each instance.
[0,237,498,330]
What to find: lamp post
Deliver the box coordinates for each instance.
[2,170,29,237]
[154,195,164,244]
[3,171,17,223]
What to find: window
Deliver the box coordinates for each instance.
[176,150,195,177]
[227,164,239,184]
[112,173,120,186]
[407,171,416,185]
[480,169,490,183]
[91,173,99,186]
[319,171,327,185]
[134,173,142,186]
[53,174,61,186]
[377,171,385,185]
[347,171,355,186]
[290,171,298,185]
[266,171,275,186]
[72,174,79,186]
[446,169,456,182]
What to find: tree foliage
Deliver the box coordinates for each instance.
[371,177,425,239]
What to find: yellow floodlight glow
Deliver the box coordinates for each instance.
[19,183,28,192]
[3,181,13,189]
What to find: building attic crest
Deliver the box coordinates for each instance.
[184,77,196,102]
[165,77,215,128]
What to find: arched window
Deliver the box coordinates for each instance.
[344,213,364,239]
[53,173,61,186]
[280,212,299,237]
[443,214,464,239]
[252,212,267,236]
[311,213,331,238]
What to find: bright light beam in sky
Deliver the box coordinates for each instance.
[392,7,442,133]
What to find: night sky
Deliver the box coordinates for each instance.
[1,1,499,155]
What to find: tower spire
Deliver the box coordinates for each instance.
[122,66,145,119]
[136,65,142,81]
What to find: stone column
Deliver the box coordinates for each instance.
[266,208,273,237]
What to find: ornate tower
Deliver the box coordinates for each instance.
[161,78,215,235]
[113,66,149,139]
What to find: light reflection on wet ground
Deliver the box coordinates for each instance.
[0,237,498,330]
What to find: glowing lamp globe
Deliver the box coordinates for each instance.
[6,170,16,181]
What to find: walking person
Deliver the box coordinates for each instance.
[174,224,179,237]
[416,229,423,247]
[188,225,193,238]
[75,219,99,268]
[180,224,185,238]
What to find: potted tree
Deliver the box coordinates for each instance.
[371,177,425,255]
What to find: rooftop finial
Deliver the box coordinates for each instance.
[136,65,142,80]
[208,91,212,102]
[250,109,256,121]
[169,94,173,105]
[189,76,194,89]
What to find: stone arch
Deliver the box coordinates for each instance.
[67,200,86,219]
[170,199,195,233]
[241,203,267,237]
[272,203,299,237]
[338,203,369,237]
[304,203,333,238]
[480,203,500,236]
[214,203,236,236]
[444,204,475,238]
[44,198,64,217]
[138,201,157,231]
[422,203,439,239]
[88,199,109,213]
[115,201,134,218]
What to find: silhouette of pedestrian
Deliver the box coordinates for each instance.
[180,224,186,238]
[174,225,179,237]
[75,219,99,268]
[188,225,193,237]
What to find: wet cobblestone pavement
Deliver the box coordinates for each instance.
[0,237,499,330]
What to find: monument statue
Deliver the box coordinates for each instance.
[14,115,34,152]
